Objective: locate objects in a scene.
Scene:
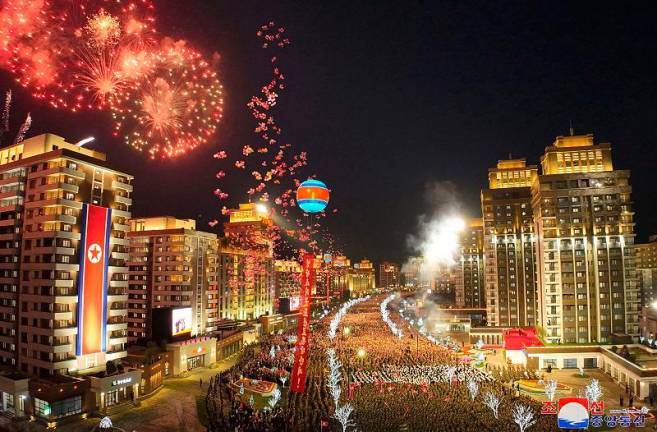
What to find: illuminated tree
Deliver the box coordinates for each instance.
[544,379,557,402]
[467,377,479,401]
[512,404,537,432]
[585,378,603,403]
[483,392,500,419]
[267,388,281,410]
[333,403,356,432]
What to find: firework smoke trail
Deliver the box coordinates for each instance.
[2,90,11,132]
[13,112,31,144]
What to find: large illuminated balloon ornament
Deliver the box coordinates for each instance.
[296,179,329,213]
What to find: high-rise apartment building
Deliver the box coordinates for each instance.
[455,219,485,308]
[378,262,400,289]
[532,134,639,343]
[218,203,274,321]
[127,217,219,342]
[0,134,132,376]
[633,236,657,307]
[481,158,539,327]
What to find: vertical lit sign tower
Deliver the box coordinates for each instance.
[76,204,112,356]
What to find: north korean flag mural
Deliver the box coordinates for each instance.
[76,204,112,356]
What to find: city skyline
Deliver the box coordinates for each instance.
[4,1,657,265]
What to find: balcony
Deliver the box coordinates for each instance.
[112,221,130,231]
[105,350,127,361]
[60,166,86,179]
[114,195,132,206]
[111,251,130,260]
[52,357,77,370]
[53,323,77,337]
[112,179,133,192]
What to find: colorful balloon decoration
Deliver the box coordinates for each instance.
[296,179,329,213]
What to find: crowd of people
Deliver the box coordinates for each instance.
[205,295,559,431]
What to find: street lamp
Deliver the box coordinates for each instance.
[357,348,366,367]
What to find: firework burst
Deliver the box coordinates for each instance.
[0,0,157,111]
[110,40,224,158]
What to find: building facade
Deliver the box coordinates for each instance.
[217,203,274,321]
[347,259,375,297]
[481,158,539,327]
[634,236,657,307]
[127,217,219,342]
[455,219,485,308]
[532,134,639,343]
[378,262,400,290]
[0,134,133,376]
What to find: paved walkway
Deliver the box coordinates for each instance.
[0,354,241,432]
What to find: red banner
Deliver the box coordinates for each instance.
[291,253,314,393]
[76,204,111,356]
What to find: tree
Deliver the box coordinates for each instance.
[544,379,557,402]
[512,404,537,432]
[105,360,116,375]
[467,377,479,401]
[267,388,281,410]
[585,378,603,403]
[483,392,500,419]
[333,403,356,432]
[445,366,457,384]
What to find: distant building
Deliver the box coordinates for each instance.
[274,259,301,299]
[532,134,639,343]
[0,134,133,378]
[455,219,485,308]
[348,259,375,297]
[127,216,219,342]
[634,236,657,307]
[481,158,538,327]
[218,203,274,321]
[378,262,400,289]
[330,255,350,299]
[401,257,425,289]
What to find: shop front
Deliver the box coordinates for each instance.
[30,375,90,427]
[88,369,142,413]
[166,336,217,376]
[0,371,29,418]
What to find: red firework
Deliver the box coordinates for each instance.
[0,0,157,111]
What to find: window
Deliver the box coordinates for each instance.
[563,358,578,369]
[34,396,82,419]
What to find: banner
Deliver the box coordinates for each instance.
[291,253,315,393]
[76,204,111,356]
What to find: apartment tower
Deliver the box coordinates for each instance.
[455,218,485,308]
[532,134,639,343]
[481,158,539,327]
[0,134,132,376]
[127,217,219,342]
[218,203,274,321]
[634,236,657,307]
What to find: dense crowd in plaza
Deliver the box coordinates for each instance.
[205,295,559,431]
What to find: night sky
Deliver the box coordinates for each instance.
[5,1,657,265]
